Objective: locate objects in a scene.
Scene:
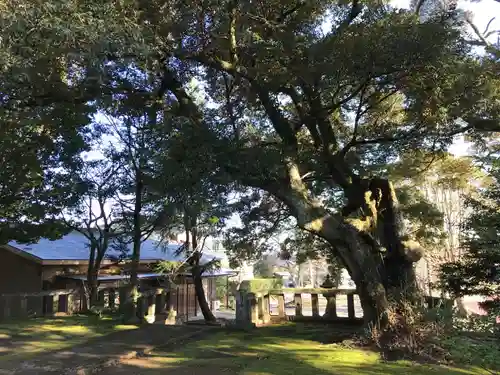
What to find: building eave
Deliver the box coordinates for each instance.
[1,244,44,264]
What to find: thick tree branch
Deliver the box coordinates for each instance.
[174,53,298,146]
[335,0,363,35]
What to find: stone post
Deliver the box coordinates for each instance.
[277,294,286,319]
[311,294,319,317]
[262,294,271,324]
[294,293,302,317]
[248,293,258,324]
[52,295,59,314]
[145,294,156,323]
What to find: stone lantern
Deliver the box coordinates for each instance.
[320,274,335,289]
[321,275,337,319]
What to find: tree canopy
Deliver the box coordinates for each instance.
[1,0,499,326]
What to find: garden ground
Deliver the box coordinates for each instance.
[0,316,497,374]
[106,324,497,375]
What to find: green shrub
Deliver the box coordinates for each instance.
[239,278,283,293]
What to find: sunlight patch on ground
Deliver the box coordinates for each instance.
[0,316,138,362]
[141,329,493,375]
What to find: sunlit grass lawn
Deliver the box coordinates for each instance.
[128,325,494,375]
[0,315,138,361]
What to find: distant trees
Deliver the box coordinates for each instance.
[440,156,500,319]
[59,160,125,308]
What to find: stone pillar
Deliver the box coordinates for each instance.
[294,293,302,316]
[277,294,286,319]
[248,293,258,324]
[311,294,319,317]
[323,291,337,318]
[262,294,271,324]
[257,294,265,322]
[52,295,59,314]
[67,294,74,314]
[145,294,156,323]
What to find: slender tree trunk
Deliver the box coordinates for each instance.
[190,224,217,323]
[124,169,143,322]
[192,261,217,323]
[86,245,98,309]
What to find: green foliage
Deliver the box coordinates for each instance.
[439,157,500,316]
[2,0,500,323]
[253,256,277,278]
[239,278,283,293]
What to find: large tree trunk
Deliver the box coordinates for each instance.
[268,163,423,328]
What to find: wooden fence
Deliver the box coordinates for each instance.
[236,288,363,326]
[0,283,198,323]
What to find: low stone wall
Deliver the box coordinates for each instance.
[236,287,362,327]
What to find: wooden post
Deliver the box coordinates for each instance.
[347,293,355,319]
[185,282,189,321]
[294,293,303,316]
[194,290,198,316]
[33,296,43,317]
[19,296,28,318]
[311,294,319,317]
[3,297,11,319]
[277,294,286,319]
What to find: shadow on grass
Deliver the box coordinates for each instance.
[0,320,492,375]
[0,315,140,364]
[108,325,486,375]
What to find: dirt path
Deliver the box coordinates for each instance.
[0,325,218,375]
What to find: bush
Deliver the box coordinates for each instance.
[239,278,283,293]
[367,299,500,372]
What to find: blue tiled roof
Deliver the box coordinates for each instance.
[8,231,222,265]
